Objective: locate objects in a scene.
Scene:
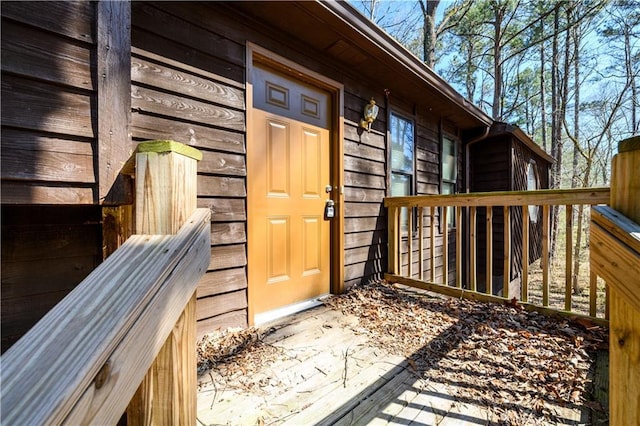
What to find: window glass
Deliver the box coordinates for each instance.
[442,137,457,182]
[390,114,414,174]
[527,161,540,222]
[390,113,415,234]
[441,136,457,229]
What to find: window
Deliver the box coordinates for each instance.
[527,160,539,223]
[442,136,457,228]
[390,113,415,233]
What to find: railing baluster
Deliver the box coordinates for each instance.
[408,207,413,278]
[430,207,436,283]
[419,207,424,281]
[456,206,463,288]
[503,206,511,299]
[565,204,573,311]
[470,206,477,292]
[486,206,493,295]
[522,206,529,303]
[542,205,550,306]
[388,206,399,275]
[442,206,448,285]
[382,188,610,324]
[590,271,598,317]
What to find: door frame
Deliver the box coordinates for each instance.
[246,43,345,325]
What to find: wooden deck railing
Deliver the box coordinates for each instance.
[384,187,610,323]
[0,141,209,424]
[591,136,640,424]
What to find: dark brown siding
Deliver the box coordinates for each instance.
[1,205,102,352]
[130,2,467,333]
[469,136,551,294]
[131,2,248,333]
[1,1,97,204]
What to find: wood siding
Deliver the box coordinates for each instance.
[130,2,248,333]
[1,205,102,352]
[1,1,97,204]
[2,1,473,339]
[1,1,133,205]
[469,136,551,294]
[128,2,466,333]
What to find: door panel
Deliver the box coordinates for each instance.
[249,63,331,320]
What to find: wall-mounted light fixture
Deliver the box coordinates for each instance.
[359,98,379,132]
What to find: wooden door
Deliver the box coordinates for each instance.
[248,63,332,321]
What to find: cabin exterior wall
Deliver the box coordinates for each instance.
[130,2,464,333]
[2,1,479,341]
[468,134,552,294]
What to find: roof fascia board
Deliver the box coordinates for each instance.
[317,0,493,127]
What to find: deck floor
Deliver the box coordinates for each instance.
[196,283,607,426]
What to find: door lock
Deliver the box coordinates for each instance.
[325,185,333,193]
[324,199,335,219]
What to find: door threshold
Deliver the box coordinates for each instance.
[254,295,329,326]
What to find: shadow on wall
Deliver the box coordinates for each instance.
[0,2,103,352]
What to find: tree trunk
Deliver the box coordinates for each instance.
[550,3,561,259]
[492,8,504,120]
[571,13,584,295]
[422,1,440,68]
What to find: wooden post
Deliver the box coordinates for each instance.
[607,136,640,426]
[388,206,399,275]
[486,206,493,295]
[503,206,511,299]
[127,140,202,425]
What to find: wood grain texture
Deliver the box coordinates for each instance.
[135,148,199,234]
[97,0,133,205]
[209,244,247,271]
[1,181,94,204]
[132,2,244,68]
[133,113,245,154]
[197,175,246,197]
[1,1,94,43]
[1,19,93,90]
[197,310,247,337]
[1,75,94,138]
[132,85,245,132]
[604,140,640,426]
[211,222,247,245]
[608,290,640,426]
[132,55,245,110]
[1,130,95,184]
[384,188,611,208]
[0,209,210,425]
[197,198,247,222]
[196,290,248,320]
[196,268,247,299]
[199,151,246,176]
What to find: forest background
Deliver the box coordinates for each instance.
[349,0,639,300]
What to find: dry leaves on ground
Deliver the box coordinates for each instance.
[197,280,608,424]
[324,281,608,424]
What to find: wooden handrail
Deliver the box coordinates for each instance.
[385,187,610,208]
[385,187,611,324]
[0,208,210,425]
[591,207,640,312]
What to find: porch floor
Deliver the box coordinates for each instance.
[196,282,608,425]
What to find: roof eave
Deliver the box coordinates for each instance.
[318,0,493,128]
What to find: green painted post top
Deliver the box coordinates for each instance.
[619,136,640,153]
[136,140,203,161]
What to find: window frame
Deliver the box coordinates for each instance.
[388,110,416,236]
[440,133,459,231]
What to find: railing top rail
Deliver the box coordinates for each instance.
[0,208,211,425]
[384,187,610,208]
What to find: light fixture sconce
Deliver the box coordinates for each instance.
[359,98,379,132]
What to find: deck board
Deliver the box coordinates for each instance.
[197,283,605,425]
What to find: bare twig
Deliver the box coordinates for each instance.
[342,347,350,388]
